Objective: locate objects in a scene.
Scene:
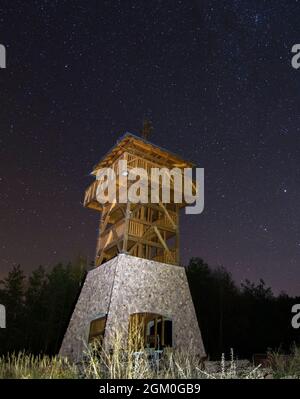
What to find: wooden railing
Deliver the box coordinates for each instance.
[84,151,196,210]
[155,213,177,228]
[84,180,99,207]
[126,154,184,189]
[128,220,144,237]
[127,153,158,176]
[97,220,125,251]
[153,249,177,265]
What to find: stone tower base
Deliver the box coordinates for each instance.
[59,254,206,362]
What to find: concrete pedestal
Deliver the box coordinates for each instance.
[59,254,206,362]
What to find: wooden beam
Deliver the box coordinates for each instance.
[175,204,180,264]
[111,225,121,253]
[128,225,154,255]
[128,236,163,249]
[158,202,177,229]
[130,217,175,233]
[122,201,131,252]
[101,201,116,233]
[153,226,170,254]
[161,316,165,346]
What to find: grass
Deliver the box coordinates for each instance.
[268,346,300,379]
[0,352,77,379]
[0,330,300,379]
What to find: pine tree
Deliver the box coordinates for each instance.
[0,265,26,353]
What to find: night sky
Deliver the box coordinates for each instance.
[1,1,300,295]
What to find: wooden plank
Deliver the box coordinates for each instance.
[161,316,165,346]
[128,236,163,249]
[153,226,170,254]
[101,201,116,233]
[128,225,154,254]
[158,202,177,229]
[129,217,175,233]
[111,225,121,253]
[122,201,131,252]
[175,204,180,264]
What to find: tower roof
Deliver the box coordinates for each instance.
[91,132,195,175]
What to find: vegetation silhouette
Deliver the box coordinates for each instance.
[0,256,299,360]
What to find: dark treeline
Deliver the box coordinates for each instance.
[187,258,300,359]
[0,256,299,359]
[0,257,87,356]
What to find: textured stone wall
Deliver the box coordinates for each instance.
[59,257,117,361]
[59,254,206,362]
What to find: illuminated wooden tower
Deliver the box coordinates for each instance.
[60,132,206,361]
[84,133,192,267]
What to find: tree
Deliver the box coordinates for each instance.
[186,257,239,358]
[0,265,26,353]
[42,259,87,354]
[0,257,299,359]
[24,265,47,353]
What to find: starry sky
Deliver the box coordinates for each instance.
[0,0,300,295]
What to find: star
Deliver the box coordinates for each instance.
[0,0,300,298]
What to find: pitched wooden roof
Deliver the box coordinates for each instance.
[91,132,195,174]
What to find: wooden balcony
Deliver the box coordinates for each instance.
[84,151,197,212]
[97,215,178,263]
[84,180,102,211]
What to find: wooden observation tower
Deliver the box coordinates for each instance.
[83,132,195,267]
[60,130,205,362]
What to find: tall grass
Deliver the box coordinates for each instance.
[0,352,77,379]
[83,338,204,379]
[268,346,300,379]
[1,329,300,379]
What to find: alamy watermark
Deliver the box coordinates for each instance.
[291,304,300,329]
[0,44,6,69]
[0,304,5,328]
[95,160,204,214]
[291,44,300,69]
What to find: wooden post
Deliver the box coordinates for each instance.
[95,211,105,266]
[122,201,131,253]
[154,316,158,349]
[176,205,180,265]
